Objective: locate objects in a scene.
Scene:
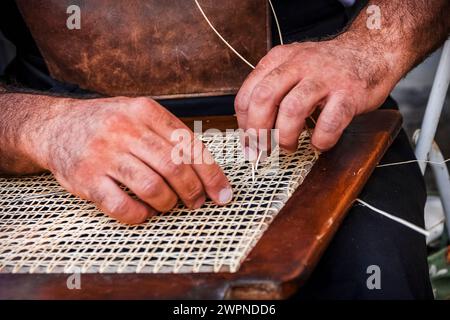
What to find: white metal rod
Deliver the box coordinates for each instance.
[415,39,450,174]
[429,141,450,239]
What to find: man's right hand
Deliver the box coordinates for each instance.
[22,96,233,224]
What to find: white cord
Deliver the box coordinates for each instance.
[377,158,450,168]
[356,198,430,237]
[194,0,285,70]
[255,150,264,171]
[369,158,449,237]
[250,150,264,183]
[194,0,256,69]
[268,0,284,45]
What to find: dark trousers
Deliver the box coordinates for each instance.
[293,97,433,300]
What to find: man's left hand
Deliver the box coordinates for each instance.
[235,39,396,152]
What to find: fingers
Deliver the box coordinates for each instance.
[275,79,328,152]
[129,130,207,209]
[133,99,233,206]
[89,177,155,225]
[246,63,301,132]
[168,133,233,206]
[108,154,178,213]
[190,144,233,205]
[312,93,355,151]
[235,46,289,128]
[49,96,235,226]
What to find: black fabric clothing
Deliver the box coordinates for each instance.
[0,30,15,76]
[0,0,433,299]
[293,98,433,300]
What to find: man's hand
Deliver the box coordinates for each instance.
[0,95,233,224]
[235,40,393,152]
[236,0,450,152]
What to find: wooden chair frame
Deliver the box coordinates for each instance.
[0,109,402,300]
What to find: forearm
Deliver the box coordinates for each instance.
[0,85,63,175]
[337,0,450,89]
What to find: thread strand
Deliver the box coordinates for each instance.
[194,0,256,69]
[268,0,284,45]
[356,198,430,237]
[194,0,285,69]
[377,158,450,168]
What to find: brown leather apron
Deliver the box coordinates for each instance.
[15,0,270,99]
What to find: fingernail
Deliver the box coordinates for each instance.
[219,187,233,205]
[193,195,206,209]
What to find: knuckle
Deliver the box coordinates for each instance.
[101,111,129,132]
[234,105,246,117]
[234,94,249,115]
[90,188,130,218]
[70,160,96,182]
[269,45,285,57]
[89,188,107,206]
[139,133,168,154]
[268,66,285,78]
[301,79,324,95]
[151,107,180,130]
[132,97,155,111]
[108,196,130,218]
[340,101,355,120]
[116,163,136,181]
[256,55,274,71]
[235,103,247,116]
[140,133,164,150]
[131,97,162,120]
[280,96,302,118]
[139,178,160,199]
[204,166,227,188]
[320,112,341,133]
[163,156,185,177]
[252,83,273,103]
[184,183,203,203]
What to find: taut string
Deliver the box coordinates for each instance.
[193,0,284,70]
[356,199,430,237]
[377,158,450,168]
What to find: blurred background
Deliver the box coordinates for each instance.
[392,48,449,172]
[393,46,450,300]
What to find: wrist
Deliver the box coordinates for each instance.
[19,96,74,172]
[328,33,404,105]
